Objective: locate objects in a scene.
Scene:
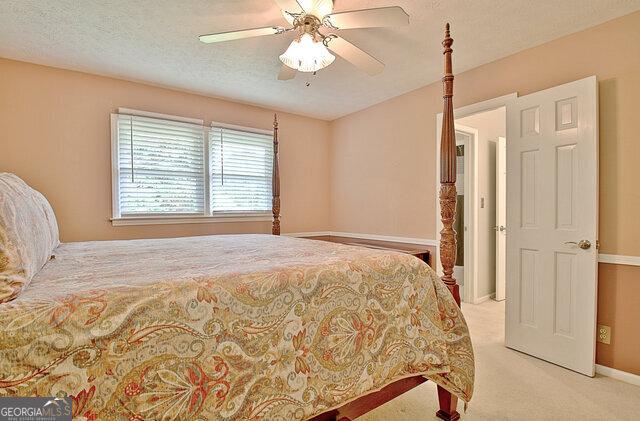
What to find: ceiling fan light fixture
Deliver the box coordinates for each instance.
[279,33,335,73]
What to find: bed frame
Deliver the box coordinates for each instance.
[270,24,462,421]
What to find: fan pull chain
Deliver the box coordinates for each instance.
[305,71,317,87]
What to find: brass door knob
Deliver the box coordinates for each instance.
[564,240,591,250]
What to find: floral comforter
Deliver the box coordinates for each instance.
[0,234,474,420]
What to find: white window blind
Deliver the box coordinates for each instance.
[210,126,273,212]
[116,115,205,215]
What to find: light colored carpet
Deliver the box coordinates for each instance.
[359,300,640,420]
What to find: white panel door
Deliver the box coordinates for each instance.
[495,136,506,301]
[505,76,598,376]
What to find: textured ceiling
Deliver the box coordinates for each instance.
[1,0,639,120]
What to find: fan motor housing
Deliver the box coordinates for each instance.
[295,14,322,36]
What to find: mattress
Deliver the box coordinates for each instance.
[0,234,474,420]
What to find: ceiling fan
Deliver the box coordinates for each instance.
[199,0,409,80]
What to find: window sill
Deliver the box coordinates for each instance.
[111,213,273,226]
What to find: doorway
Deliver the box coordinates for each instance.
[455,107,506,304]
[435,95,515,305]
[436,96,510,305]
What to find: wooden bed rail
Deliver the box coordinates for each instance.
[272,114,281,235]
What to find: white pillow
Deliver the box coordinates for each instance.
[0,173,59,303]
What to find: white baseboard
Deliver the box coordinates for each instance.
[598,254,640,267]
[595,364,640,386]
[284,231,331,238]
[474,293,495,304]
[284,231,438,247]
[333,232,438,246]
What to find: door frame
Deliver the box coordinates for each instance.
[495,136,507,301]
[452,124,477,303]
[435,93,517,304]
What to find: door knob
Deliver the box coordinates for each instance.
[564,240,591,250]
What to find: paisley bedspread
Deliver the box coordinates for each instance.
[0,234,474,420]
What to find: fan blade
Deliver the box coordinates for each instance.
[326,36,384,75]
[278,64,297,80]
[325,6,409,29]
[199,26,283,43]
[274,0,305,12]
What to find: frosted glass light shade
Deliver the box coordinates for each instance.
[279,33,335,73]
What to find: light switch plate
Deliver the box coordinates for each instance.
[597,324,611,344]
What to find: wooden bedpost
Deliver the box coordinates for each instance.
[436,23,461,421]
[272,114,281,235]
[438,23,460,306]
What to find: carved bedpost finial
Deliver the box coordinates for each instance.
[439,23,460,307]
[272,114,281,235]
[442,23,454,100]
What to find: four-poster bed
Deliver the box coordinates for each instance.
[0,24,470,421]
[271,24,465,421]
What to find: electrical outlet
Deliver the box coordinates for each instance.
[597,325,611,344]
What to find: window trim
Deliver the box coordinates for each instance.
[110,110,274,226]
[118,108,204,125]
[211,121,274,137]
[110,213,273,226]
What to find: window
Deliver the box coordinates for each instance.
[111,110,273,225]
[114,114,205,216]
[210,126,274,212]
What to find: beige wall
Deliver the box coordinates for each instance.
[329,12,640,374]
[0,58,331,241]
[597,264,640,375]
